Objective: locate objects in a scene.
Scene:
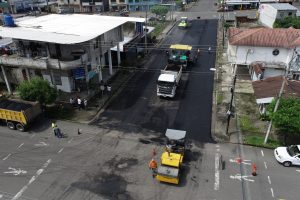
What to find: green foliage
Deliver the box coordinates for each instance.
[244,135,282,149]
[150,5,168,18]
[273,16,300,29]
[240,116,259,133]
[268,97,300,136]
[17,77,57,105]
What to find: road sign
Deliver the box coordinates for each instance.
[230,174,254,182]
[4,167,27,176]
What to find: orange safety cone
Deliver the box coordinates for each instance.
[252,163,257,176]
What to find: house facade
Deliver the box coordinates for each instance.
[228,27,300,80]
[127,0,160,12]
[0,14,144,94]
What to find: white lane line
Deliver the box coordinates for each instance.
[296,170,300,172]
[68,138,73,144]
[12,159,51,200]
[30,134,35,138]
[2,154,11,161]
[17,143,24,149]
[270,188,274,198]
[58,148,64,154]
[264,162,268,169]
[261,150,264,157]
[0,194,2,198]
[268,176,271,185]
[214,153,220,191]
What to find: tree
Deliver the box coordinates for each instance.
[273,16,300,29]
[268,97,300,141]
[150,5,168,19]
[17,77,57,105]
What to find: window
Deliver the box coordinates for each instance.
[272,49,279,56]
[288,12,293,16]
[52,73,62,85]
[128,0,133,2]
[293,73,300,80]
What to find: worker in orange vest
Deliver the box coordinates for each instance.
[148,159,158,178]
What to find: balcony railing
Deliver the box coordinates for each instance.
[0,53,88,70]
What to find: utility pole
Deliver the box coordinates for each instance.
[225,74,237,135]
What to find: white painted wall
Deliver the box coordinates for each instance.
[259,4,277,28]
[231,45,292,65]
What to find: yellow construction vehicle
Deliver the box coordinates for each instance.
[178,17,189,28]
[156,129,186,184]
[167,44,199,67]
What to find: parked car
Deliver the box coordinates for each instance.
[274,145,300,167]
[120,12,129,17]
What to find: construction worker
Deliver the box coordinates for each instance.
[148,159,158,178]
[52,122,63,138]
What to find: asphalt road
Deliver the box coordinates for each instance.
[94,19,217,143]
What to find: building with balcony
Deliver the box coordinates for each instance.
[0,14,145,93]
[109,0,127,11]
[127,0,161,11]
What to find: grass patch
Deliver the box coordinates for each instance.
[239,115,259,133]
[152,21,170,38]
[217,92,223,105]
[45,105,75,120]
[244,135,283,149]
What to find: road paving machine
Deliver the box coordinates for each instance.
[156,129,187,184]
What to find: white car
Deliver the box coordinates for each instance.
[274,145,300,167]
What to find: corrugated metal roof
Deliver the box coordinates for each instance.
[228,27,300,48]
[0,14,145,44]
[266,3,297,10]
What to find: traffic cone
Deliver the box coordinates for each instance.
[252,163,257,176]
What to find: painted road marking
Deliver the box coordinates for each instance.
[264,162,267,169]
[270,188,274,198]
[30,134,35,138]
[17,143,24,149]
[267,176,271,185]
[0,194,2,198]
[58,148,64,154]
[34,142,48,147]
[2,154,11,161]
[12,159,51,200]
[68,138,73,144]
[4,167,27,176]
[230,174,254,182]
[261,150,264,157]
[229,158,251,165]
[214,153,220,190]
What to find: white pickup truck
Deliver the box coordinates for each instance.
[157,64,182,98]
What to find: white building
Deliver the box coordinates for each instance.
[259,3,298,28]
[0,14,144,94]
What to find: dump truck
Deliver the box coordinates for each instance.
[0,98,42,131]
[156,129,187,184]
[157,64,182,98]
[168,44,199,67]
[178,17,189,28]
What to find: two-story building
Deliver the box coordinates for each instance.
[0,14,144,94]
[57,0,110,13]
[127,0,161,12]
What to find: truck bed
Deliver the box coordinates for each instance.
[164,64,182,72]
[0,99,41,124]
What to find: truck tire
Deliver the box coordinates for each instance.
[7,121,16,130]
[16,123,25,132]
